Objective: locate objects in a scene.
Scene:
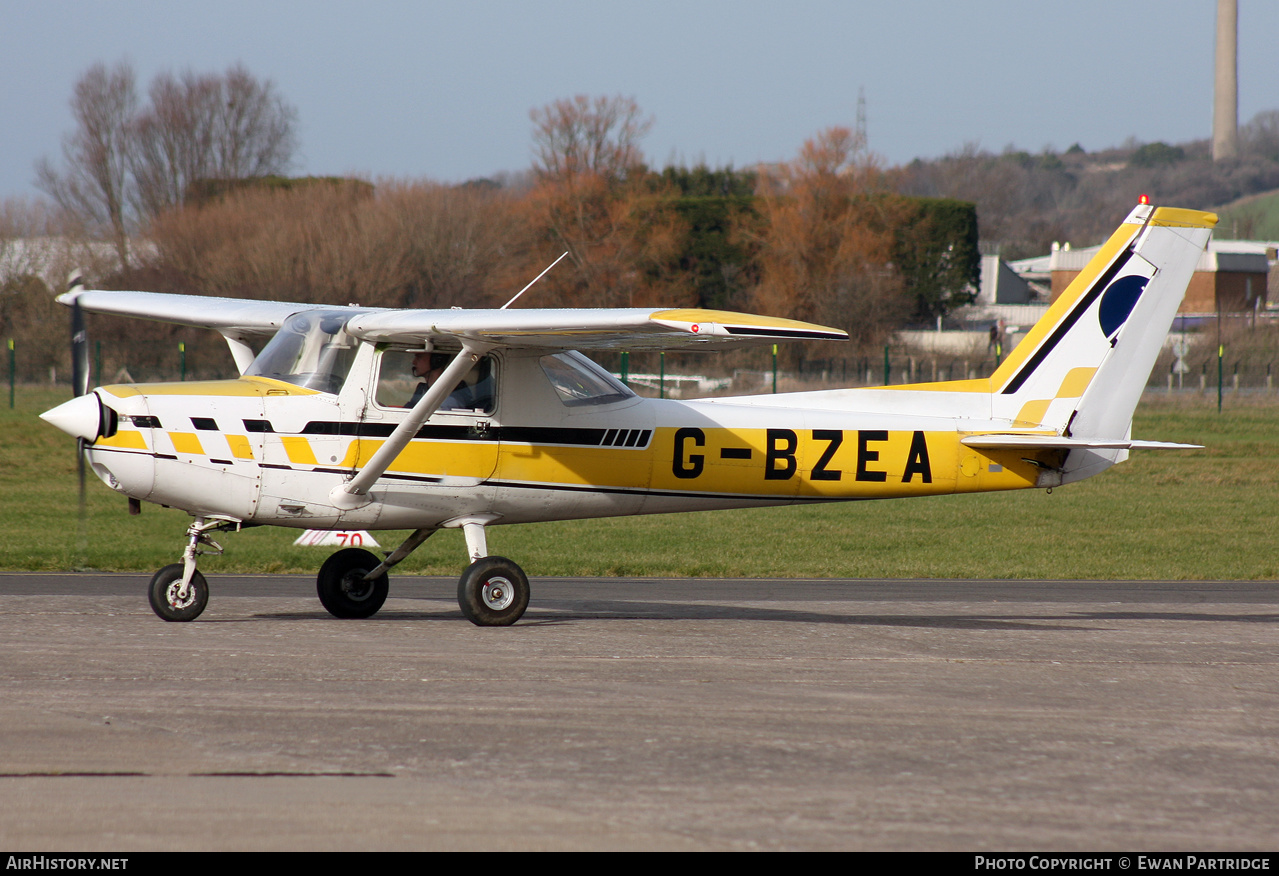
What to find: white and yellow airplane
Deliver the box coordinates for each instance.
[41,203,1215,625]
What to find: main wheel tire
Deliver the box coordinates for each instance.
[317,548,389,619]
[458,557,529,627]
[148,563,209,622]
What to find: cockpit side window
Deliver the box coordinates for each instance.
[244,311,358,394]
[539,351,635,407]
[375,349,496,414]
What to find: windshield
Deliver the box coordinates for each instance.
[245,310,358,394]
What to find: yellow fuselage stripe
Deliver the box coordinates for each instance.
[95,426,1051,500]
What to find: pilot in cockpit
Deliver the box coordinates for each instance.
[408,352,472,409]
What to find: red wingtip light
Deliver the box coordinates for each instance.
[1138,194,1150,205]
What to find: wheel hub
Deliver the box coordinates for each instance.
[482,576,515,610]
[166,582,196,609]
[340,570,374,602]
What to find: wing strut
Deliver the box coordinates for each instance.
[329,344,491,510]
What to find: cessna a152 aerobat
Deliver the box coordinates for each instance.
[41,203,1215,625]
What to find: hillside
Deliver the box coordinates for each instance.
[893,110,1279,257]
[1214,188,1279,240]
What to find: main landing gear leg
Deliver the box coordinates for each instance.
[148,516,235,622]
[457,521,529,627]
[315,527,436,620]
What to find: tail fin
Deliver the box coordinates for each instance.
[989,204,1215,442]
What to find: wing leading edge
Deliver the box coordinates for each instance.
[58,289,377,337]
[61,291,846,352]
[342,307,848,350]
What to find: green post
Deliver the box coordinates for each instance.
[883,345,890,386]
[179,341,186,381]
[620,351,629,386]
[7,339,13,409]
[659,352,665,399]
[994,340,1002,369]
[1216,305,1222,414]
[771,344,778,393]
[1218,344,1223,414]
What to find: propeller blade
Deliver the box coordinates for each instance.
[76,436,88,551]
[71,297,89,397]
[65,272,90,562]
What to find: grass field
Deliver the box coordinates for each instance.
[4,387,1277,580]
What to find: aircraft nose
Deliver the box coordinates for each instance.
[40,393,106,441]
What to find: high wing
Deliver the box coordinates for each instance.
[57,289,377,335]
[61,289,848,355]
[343,307,848,349]
[59,289,382,373]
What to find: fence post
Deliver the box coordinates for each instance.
[1218,345,1223,413]
[7,339,13,409]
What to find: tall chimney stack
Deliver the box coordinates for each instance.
[1213,0,1239,161]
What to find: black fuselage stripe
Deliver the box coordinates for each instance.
[288,421,653,448]
[484,478,841,502]
[87,446,853,501]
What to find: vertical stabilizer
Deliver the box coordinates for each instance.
[988,205,1215,449]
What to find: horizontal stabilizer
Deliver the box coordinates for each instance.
[961,434,1201,451]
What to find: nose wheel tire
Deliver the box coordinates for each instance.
[148,563,209,622]
[317,548,389,619]
[458,556,529,626]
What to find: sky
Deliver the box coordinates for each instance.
[3,0,1277,200]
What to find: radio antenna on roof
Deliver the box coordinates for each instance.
[500,251,569,310]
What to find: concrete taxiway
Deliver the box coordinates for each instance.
[0,573,1276,851]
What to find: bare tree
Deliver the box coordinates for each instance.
[530,95,652,181]
[146,178,520,310]
[520,95,689,308]
[131,64,298,220]
[38,60,300,253]
[1241,109,1279,161]
[35,61,138,266]
[210,64,298,180]
[130,71,217,221]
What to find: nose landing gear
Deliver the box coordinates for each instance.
[148,564,209,622]
[146,516,237,622]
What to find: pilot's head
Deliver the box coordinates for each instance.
[412,351,452,381]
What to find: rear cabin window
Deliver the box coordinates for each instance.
[539,351,635,407]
